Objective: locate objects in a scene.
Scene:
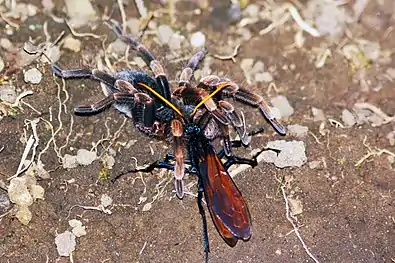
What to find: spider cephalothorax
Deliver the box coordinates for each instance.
[52,20,286,262]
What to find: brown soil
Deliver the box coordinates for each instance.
[0,1,394,263]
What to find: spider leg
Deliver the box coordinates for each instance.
[52,64,116,87]
[171,119,186,199]
[178,49,207,87]
[197,77,286,135]
[74,92,137,115]
[112,22,171,100]
[218,100,250,146]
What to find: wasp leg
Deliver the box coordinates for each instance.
[111,156,197,183]
[112,21,171,100]
[197,178,210,263]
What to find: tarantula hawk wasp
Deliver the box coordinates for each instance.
[52,20,285,262]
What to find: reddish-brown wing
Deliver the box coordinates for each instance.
[198,146,251,247]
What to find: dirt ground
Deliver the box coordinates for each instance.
[0,0,394,263]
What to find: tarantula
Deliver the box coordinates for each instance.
[52,21,285,261]
[52,21,285,198]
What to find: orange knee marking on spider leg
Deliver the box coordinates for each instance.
[149,60,165,76]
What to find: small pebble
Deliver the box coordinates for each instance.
[156,25,175,45]
[288,198,303,216]
[168,33,185,51]
[255,72,273,83]
[24,68,43,84]
[127,18,140,35]
[55,231,76,257]
[64,0,97,28]
[287,124,308,138]
[8,177,33,207]
[62,154,78,169]
[251,61,265,74]
[107,38,127,54]
[244,4,260,17]
[69,219,83,228]
[101,194,113,208]
[0,38,14,51]
[76,149,97,166]
[271,96,294,118]
[0,85,17,103]
[190,31,206,48]
[266,140,307,168]
[15,205,32,225]
[341,109,356,127]
[63,36,82,52]
[240,58,254,72]
[312,107,326,122]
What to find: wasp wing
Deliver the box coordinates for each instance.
[197,144,251,247]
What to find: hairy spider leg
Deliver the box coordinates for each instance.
[198,76,286,136]
[178,49,208,87]
[171,119,186,198]
[112,21,172,100]
[52,64,117,88]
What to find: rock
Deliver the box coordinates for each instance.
[341,109,356,127]
[76,149,97,166]
[287,124,308,138]
[62,154,78,169]
[15,205,32,225]
[107,38,127,54]
[240,58,254,72]
[100,194,113,208]
[156,25,174,45]
[55,231,76,257]
[257,150,278,164]
[190,32,206,48]
[266,140,307,168]
[127,18,140,35]
[255,72,273,83]
[288,198,303,216]
[244,4,260,17]
[64,0,97,28]
[72,225,86,237]
[0,85,17,103]
[69,219,86,237]
[0,38,14,51]
[69,219,83,228]
[8,177,33,207]
[312,107,325,122]
[24,68,43,84]
[38,45,61,64]
[63,36,82,52]
[29,184,45,200]
[168,33,185,51]
[270,96,294,118]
